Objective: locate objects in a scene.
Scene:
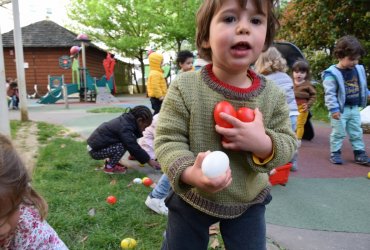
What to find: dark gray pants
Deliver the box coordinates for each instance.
[162,191,271,250]
[150,97,162,115]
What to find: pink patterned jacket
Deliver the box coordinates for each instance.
[0,204,68,250]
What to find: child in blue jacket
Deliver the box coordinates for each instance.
[323,35,369,165]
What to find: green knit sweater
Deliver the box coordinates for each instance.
[155,65,297,219]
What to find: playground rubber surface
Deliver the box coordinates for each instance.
[267,177,370,233]
[267,122,370,234]
[291,122,370,178]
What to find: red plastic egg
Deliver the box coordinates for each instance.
[106,195,117,204]
[142,177,153,187]
[237,107,255,122]
[214,101,237,128]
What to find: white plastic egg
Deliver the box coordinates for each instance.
[133,178,142,184]
[201,151,229,178]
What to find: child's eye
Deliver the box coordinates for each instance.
[251,17,262,25]
[223,16,236,23]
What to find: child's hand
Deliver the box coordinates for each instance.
[215,108,272,159]
[180,151,232,193]
[332,112,340,120]
[269,168,277,176]
[301,103,308,112]
[148,159,161,170]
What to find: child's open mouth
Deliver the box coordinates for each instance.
[231,42,251,57]
[231,42,251,50]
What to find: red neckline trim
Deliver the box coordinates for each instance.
[205,64,260,93]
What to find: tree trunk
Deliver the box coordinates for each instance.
[139,51,146,93]
[140,61,145,93]
[177,40,182,52]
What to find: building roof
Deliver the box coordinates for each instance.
[1,20,130,64]
[2,20,95,49]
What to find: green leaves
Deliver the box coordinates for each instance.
[68,0,201,54]
[278,0,370,85]
[67,0,203,92]
[278,0,370,56]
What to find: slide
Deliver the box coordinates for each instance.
[95,75,117,104]
[37,83,79,104]
[96,85,119,104]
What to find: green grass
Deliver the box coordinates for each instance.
[311,107,330,123]
[37,122,70,144]
[10,120,24,138]
[33,137,167,250]
[87,107,130,113]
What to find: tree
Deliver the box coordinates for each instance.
[68,0,163,92]
[278,0,370,116]
[276,0,290,13]
[154,0,201,52]
[278,0,370,75]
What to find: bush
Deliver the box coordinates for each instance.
[304,50,334,83]
[303,50,334,122]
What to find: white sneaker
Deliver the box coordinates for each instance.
[297,139,302,148]
[145,196,168,216]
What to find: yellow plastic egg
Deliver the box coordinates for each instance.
[121,238,137,249]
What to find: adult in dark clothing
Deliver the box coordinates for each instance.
[87,106,160,174]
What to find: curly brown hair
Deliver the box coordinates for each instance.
[333,35,365,59]
[196,0,280,62]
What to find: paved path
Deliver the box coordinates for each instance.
[8,95,370,250]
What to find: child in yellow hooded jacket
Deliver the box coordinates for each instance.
[147,52,167,114]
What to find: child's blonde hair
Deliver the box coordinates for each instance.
[0,134,48,220]
[196,0,280,62]
[254,46,288,75]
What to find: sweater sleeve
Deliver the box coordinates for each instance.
[154,80,195,194]
[307,84,317,108]
[159,75,168,97]
[246,88,297,172]
[120,126,150,164]
[323,73,340,113]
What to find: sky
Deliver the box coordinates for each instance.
[0,0,71,33]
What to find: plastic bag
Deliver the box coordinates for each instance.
[360,106,370,124]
